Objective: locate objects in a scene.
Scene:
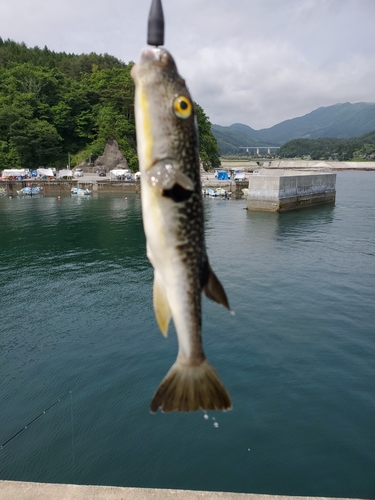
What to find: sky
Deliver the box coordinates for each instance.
[1,0,374,129]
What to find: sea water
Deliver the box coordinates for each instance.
[0,171,374,497]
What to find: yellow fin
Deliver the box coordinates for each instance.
[202,264,230,310]
[153,271,170,337]
[150,359,232,412]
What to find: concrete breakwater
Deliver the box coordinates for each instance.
[246,170,336,212]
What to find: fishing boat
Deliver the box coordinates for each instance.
[17,187,42,195]
[71,187,91,196]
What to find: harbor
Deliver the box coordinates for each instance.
[2,160,374,199]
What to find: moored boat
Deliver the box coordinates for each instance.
[204,187,230,198]
[204,188,217,197]
[17,187,42,195]
[71,187,91,196]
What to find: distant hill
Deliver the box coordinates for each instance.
[210,123,268,155]
[212,102,375,154]
[278,128,375,161]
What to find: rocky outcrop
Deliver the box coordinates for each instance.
[94,140,128,171]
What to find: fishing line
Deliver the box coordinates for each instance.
[0,391,72,450]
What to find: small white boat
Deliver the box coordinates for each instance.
[17,187,42,195]
[71,187,91,196]
[204,188,217,197]
[204,187,230,198]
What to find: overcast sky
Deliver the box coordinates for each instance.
[1,0,374,129]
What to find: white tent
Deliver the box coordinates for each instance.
[37,168,54,177]
[110,169,131,179]
[58,169,73,178]
[2,169,28,178]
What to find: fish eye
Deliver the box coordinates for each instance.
[173,96,192,119]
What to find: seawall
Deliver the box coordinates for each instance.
[1,180,140,195]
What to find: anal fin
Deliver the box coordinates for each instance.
[153,271,171,337]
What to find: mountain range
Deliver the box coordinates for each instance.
[211,102,375,154]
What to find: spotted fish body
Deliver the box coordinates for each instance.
[131,47,231,412]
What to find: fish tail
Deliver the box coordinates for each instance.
[150,359,232,412]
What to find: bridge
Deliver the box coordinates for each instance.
[239,146,280,155]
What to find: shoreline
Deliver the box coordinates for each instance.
[1,162,374,197]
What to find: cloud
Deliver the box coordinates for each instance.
[1,0,374,128]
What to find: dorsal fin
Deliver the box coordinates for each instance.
[202,261,230,310]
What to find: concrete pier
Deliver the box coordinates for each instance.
[0,482,366,500]
[246,170,336,212]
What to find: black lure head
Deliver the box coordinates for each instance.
[147,0,165,46]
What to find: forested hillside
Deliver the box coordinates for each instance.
[278,130,375,160]
[0,38,220,170]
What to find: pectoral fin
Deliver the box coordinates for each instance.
[171,169,194,191]
[147,159,194,194]
[202,262,230,310]
[153,271,171,337]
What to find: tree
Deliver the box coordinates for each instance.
[195,103,220,169]
[10,118,62,167]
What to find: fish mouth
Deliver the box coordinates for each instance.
[140,46,162,61]
[140,46,171,66]
[131,47,169,88]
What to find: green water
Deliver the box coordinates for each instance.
[0,172,374,497]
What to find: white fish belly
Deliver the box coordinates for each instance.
[141,180,197,361]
